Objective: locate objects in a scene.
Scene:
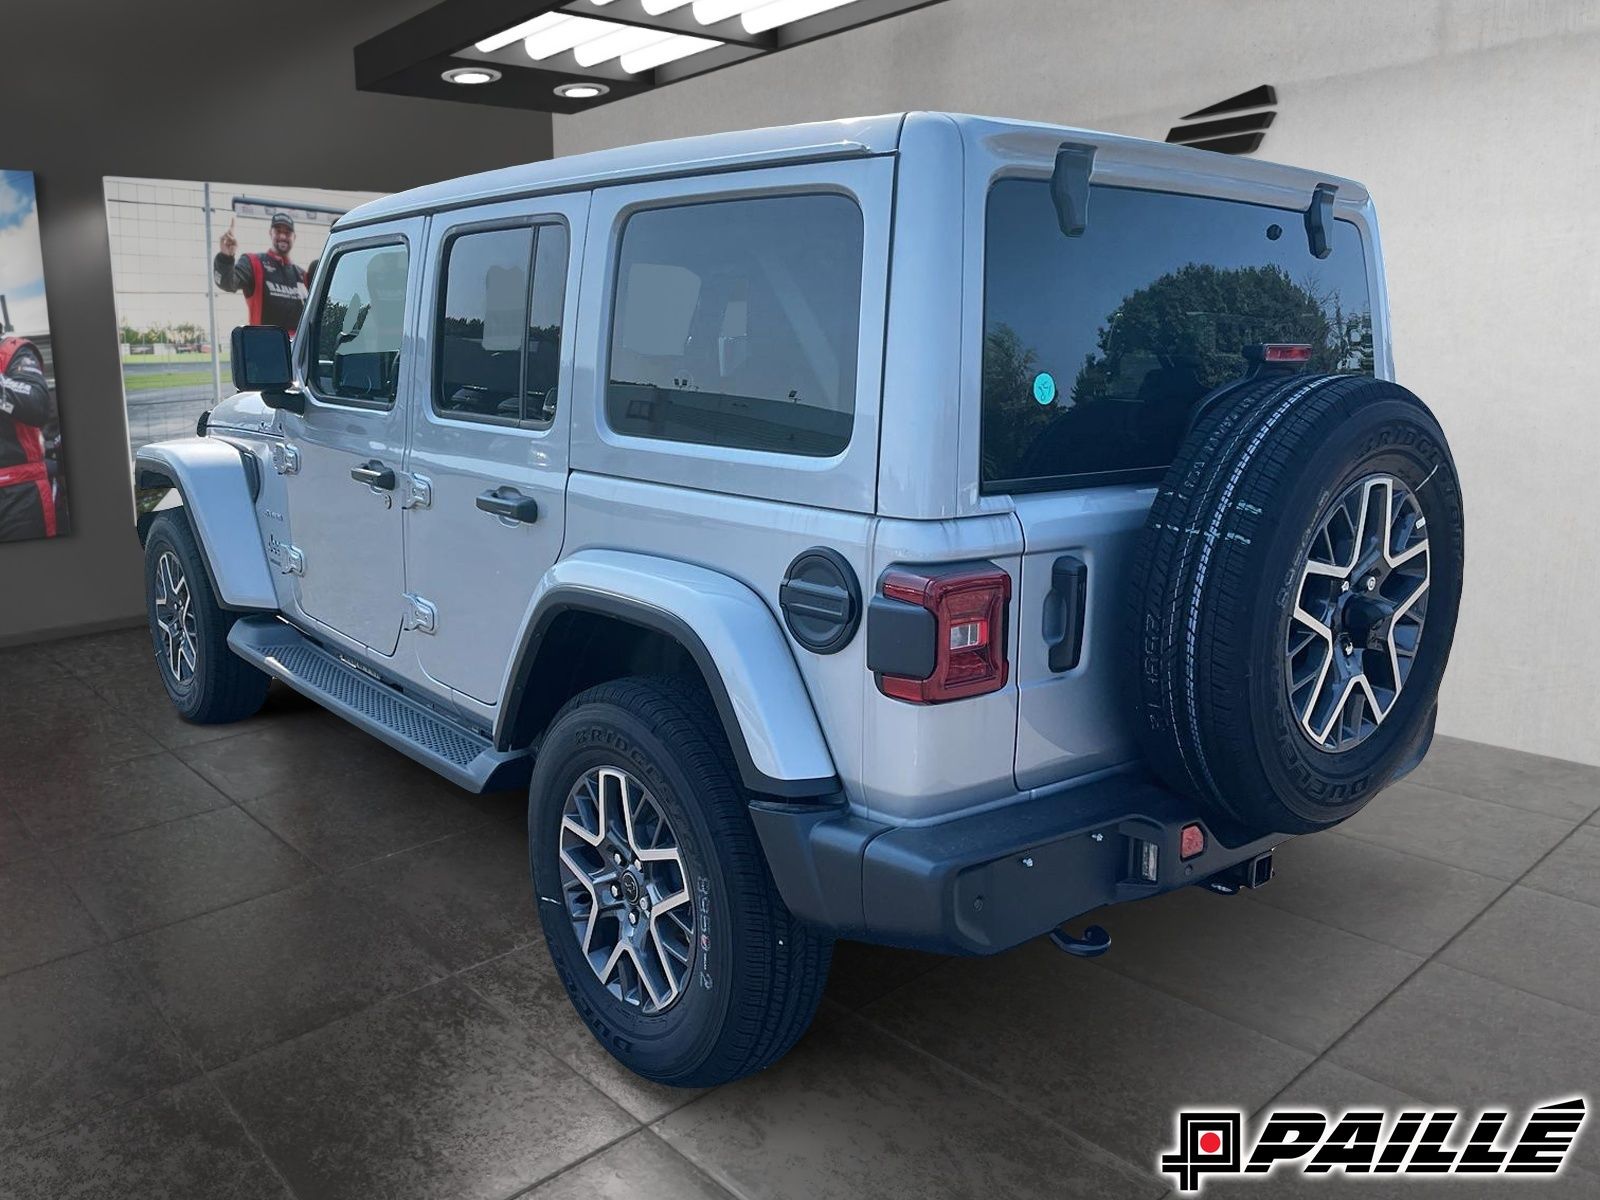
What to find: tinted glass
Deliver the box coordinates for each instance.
[607,194,864,457]
[982,182,1374,490]
[525,224,569,426]
[310,243,409,406]
[437,226,534,421]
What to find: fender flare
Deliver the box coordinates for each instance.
[499,549,840,800]
[134,438,277,611]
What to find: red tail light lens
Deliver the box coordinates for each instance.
[1262,343,1313,362]
[878,565,1011,703]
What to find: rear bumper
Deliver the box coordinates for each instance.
[750,772,1285,955]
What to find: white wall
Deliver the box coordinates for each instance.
[553,0,1600,766]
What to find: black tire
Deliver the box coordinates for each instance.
[529,675,831,1087]
[1131,374,1464,834]
[143,511,271,724]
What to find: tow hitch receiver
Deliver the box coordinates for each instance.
[1049,923,1112,958]
[1205,851,1276,895]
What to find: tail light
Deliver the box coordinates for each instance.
[872,564,1011,703]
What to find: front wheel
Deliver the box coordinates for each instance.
[143,511,270,724]
[529,675,831,1087]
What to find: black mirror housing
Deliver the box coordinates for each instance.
[230,325,294,393]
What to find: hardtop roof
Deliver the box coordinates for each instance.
[337,111,1367,229]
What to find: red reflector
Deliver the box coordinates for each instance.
[879,564,1011,704]
[1180,823,1206,860]
[1262,343,1313,362]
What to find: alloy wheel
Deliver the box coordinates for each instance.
[558,766,695,1015]
[1286,474,1431,752]
[153,550,199,687]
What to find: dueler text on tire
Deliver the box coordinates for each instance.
[143,511,271,724]
[1131,373,1464,835]
[529,675,832,1086]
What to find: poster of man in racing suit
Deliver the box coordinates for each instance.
[214,211,309,335]
[0,169,67,544]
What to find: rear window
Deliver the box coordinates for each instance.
[981,181,1374,492]
[606,194,864,458]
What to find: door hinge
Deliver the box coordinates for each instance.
[267,535,304,575]
[271,443,301,475]
[403,593,437,634]
[401,472,433,510]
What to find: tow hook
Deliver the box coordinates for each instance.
[1049,923,1112,958]
[1204,851,1276,896]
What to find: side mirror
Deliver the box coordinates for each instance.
[230,325,304,414]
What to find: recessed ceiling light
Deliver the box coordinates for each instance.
[554,82,610,99]
[442,66,501,84]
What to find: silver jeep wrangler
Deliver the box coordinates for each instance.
[135,112,1463,1086]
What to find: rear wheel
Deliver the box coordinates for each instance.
[1131,374,1464,834]
[529,675,831,1086]
[143,512,270,724]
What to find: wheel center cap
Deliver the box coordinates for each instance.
[620,871,641,904]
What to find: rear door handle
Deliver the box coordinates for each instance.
[350,460,396,490]
[1046,554,1088,673]
[476,486,539,524]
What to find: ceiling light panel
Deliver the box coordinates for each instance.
[356,0,952,112]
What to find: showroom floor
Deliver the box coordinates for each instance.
[1,628,1596,1200]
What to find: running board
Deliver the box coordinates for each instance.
[227,616,532,794]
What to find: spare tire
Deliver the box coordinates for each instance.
[1131,373,1464,834]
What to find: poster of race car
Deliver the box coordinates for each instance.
[0,169,69,544]
[103,177,382,465]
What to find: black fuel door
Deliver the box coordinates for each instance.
[779,547,862,655]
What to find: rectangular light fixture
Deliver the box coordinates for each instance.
[355,0,952,113]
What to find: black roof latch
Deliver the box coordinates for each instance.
[1304,182,1337,259]
[1051,142,1096,238]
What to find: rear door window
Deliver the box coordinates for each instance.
[606,194,864,458]
[981,182,1374,491]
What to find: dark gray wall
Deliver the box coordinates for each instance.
[0,0,552,646]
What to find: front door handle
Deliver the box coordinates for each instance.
[476,486,539,524]
[351,460,396,490]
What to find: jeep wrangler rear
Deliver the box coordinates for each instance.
[134,113,1462,1087]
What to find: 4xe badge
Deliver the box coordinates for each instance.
[1161,1098,1587,1192]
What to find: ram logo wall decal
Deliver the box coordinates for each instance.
[1166,84,1278,155]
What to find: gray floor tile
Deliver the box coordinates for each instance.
[43,628,157,680]
[1524,824,1600,909]
[1251,832,1505,955]
[216,979,635,1200]
[8,753,229,849]
[525,1131,735,1200]
[1329,963,1600,1175]
[0,801,39,864]
[0,858,103,977]
[1091,886,1421,1052]
[0,696,162,784]
[178,715,435,803]
[1439,886,1600,1016]
[463,944,703,1123]
[1336,781,1577,880]
[861,938,1311,1169]
[655,1006,1162,1200]
[116,877,448,1068]
[336,823,537,971]
[823,940,947,1010]
[0,948,193,1150]
[1410,734,1600,822]
[56,807,316,939]
[1202,1061,1599,1198]
[0,673,104,721]
[0,1077,290,1200]
[84,668,305,752]
[0,642,69,688]
[243,764,492,872]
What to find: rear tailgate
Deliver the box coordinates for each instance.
[1010,487,1152,790]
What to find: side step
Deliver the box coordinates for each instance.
[227,616,532,794]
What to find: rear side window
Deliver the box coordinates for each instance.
[436,223,570,426]
[310,243,410,406]
[606,194,864,457]
[981,182,1374,491]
